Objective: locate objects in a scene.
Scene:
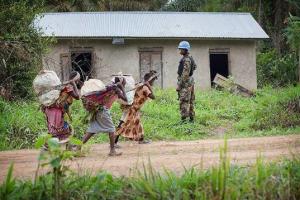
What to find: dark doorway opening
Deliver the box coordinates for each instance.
[209,53,229,85]
[71,52,92,81]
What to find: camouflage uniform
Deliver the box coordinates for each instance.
[177,55,196,120]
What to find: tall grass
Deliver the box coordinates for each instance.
[1,86,300,150]
[1,144,300,199]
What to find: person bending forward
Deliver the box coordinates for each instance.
[115,71,157,144]
[81,78,127,156]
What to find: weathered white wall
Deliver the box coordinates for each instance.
[43,38,257,90]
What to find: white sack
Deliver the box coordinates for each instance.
[33,70,61,94]
[111,75,136,105]
[81,79,106,96]
[33,70,61,106]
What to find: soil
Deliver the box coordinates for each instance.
[1,134,300,182]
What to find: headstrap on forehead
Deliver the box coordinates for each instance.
[147,71,158,81]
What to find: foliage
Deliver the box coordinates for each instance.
[285,14,300,54]
[163,0,203,11]
[45,0,168,12]
[1,86,300,150]
[0,99,47,150]
[35,134,82,200]
[235,85,300,131]
[257,49,299,87]
[0,0,52,100]
[1,147,300,199]
[165,0,300,54]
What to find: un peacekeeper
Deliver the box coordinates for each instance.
[176,41,197,123]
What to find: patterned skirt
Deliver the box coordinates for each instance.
[115,107,144,141]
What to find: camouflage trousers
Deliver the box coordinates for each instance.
[178,85,195,119]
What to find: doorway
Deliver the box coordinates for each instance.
[209,52,229,85]
[139,48,163,88]
[71,51,93,81]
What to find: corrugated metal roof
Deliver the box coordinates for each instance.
[35,12,269,39]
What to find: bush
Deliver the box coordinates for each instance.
[235,85,300,132]
[257,49,299,87]
[0,0,52,100]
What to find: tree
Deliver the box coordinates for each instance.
[285,15,300,82]
[164,0,300,54]
[44,0,168,12]
[163,0,203,11]
[0,0,52,99]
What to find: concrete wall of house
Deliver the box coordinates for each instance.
[43,38,257,90]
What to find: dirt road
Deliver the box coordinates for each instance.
[1,135,300,182]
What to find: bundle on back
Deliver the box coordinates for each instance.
[33,70,62,106]
[81,79,106,97]
[111,75,136,106]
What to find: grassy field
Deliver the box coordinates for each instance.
[1,86,300,150]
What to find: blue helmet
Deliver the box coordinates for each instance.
[178,41,190,51]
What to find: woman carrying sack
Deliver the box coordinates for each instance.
[42,72,81,142]
[115,70,157,145]
[81,77,127,156]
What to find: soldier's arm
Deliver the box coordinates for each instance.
[178,58,191,88]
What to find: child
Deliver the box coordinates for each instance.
[81,77,127,156]
[115,71,157,144]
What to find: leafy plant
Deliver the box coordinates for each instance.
[35,134,82,200]
[257,49,299,87]
[0,0,52,100]
[0,164,15,200]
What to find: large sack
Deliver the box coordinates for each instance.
[38,90,61,106]
[33,70,61,95]
[33,70,62,106]
[81,79,106,96]
[111,75,136,105]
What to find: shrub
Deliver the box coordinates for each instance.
[0,0,52,100]
[257,49,299,87]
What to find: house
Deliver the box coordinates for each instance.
[36,12,269,89]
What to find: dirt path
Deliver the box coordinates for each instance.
[1,135,300,182]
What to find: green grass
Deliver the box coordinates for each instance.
[1,154,300,199]
[1,85,300,150]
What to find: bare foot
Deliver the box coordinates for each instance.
[108,150,122,156]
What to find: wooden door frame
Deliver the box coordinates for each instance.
[60,53,71,81]
[138,47,163,88]
[209,48,231,83]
